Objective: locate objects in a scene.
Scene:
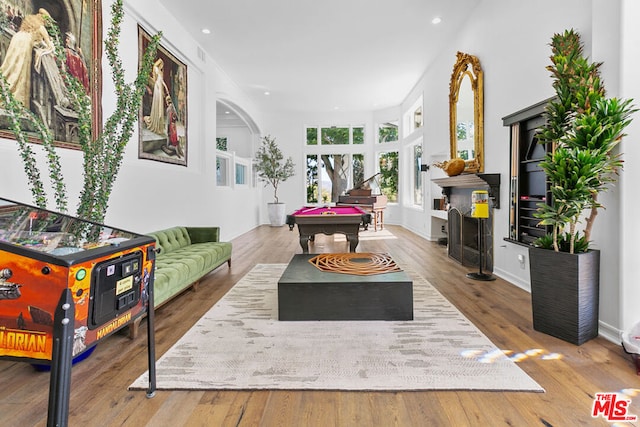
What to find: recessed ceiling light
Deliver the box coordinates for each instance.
[432,17,442,25]
[225,111,230,114]
[264,91,270,96]
[201,28,211,34]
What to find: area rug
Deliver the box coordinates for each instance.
[130,264,544,392]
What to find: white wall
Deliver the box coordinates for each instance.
[620,0,640,334]
[589,0,623,340]
[0,0,265,242]
[217,126,253,158]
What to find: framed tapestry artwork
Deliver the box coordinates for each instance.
[0,0,102,148]
[138,25,188,166]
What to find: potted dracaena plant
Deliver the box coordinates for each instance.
[529,29,635,345]
[254,134,295,226]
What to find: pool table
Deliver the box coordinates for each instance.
[286,206,372,253]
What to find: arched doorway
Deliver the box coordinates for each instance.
[216,99,260,158]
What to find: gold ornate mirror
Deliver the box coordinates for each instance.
[449,51,484,172]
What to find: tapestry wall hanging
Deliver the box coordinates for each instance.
[138,25,187,166]
[0,0,102,148]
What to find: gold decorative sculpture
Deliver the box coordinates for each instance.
[433,158,466,176]
[308,253,402,275]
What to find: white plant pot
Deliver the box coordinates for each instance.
[267,203,286,227]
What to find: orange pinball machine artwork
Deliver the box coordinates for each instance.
[0,197,156,362]
[0,197,158,425]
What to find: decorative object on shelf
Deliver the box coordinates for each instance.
[138,25,188,166]
[528,29,635,345]
[254,134,295,226]
[0,0,161,226]
[432,158,466,176]
[449,51,484,172]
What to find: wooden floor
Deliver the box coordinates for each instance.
[1,225,639,426]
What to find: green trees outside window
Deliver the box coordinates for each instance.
[378,151,399,202]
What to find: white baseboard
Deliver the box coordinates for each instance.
[598,321,621,345]
[493,267,531,293]
[403,225,438,242]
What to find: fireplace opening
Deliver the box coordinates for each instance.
[463,216,478,251]
[447,208,493,271]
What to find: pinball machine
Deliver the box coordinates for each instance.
[0,197,157,426]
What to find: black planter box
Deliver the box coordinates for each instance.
[529,248,600,345]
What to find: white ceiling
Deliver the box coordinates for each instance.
[159,0,479,114]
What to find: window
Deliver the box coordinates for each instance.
[305,125,367,204]
[403,95,423,137]
[378,120,399,143]
[306,153,362,204]
[306,154,319,203]
[352,153,365,188]
[321,154,349,202]
[412,143,423,206]
[413,106,423,130]
[306,128,318,145]
[306,126,365,145]
[217,150,251,188]
[233,155,252,187]
[353,127,364,145]
[235,162,248,185]
[216,154,229,187]
[321,127,349,145]
[377,151,398,202]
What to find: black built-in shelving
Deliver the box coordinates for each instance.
[503,99,552,245]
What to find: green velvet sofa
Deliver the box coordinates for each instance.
[129,226,232,337]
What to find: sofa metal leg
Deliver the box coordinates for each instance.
[129,318,142,339]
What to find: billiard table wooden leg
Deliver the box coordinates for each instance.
[347,233,359,252]
[299,235,310,253]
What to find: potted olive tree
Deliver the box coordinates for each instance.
[254,135,295,226]
[530,29,635,345]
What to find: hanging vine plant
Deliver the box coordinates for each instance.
[0,0,161,225]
